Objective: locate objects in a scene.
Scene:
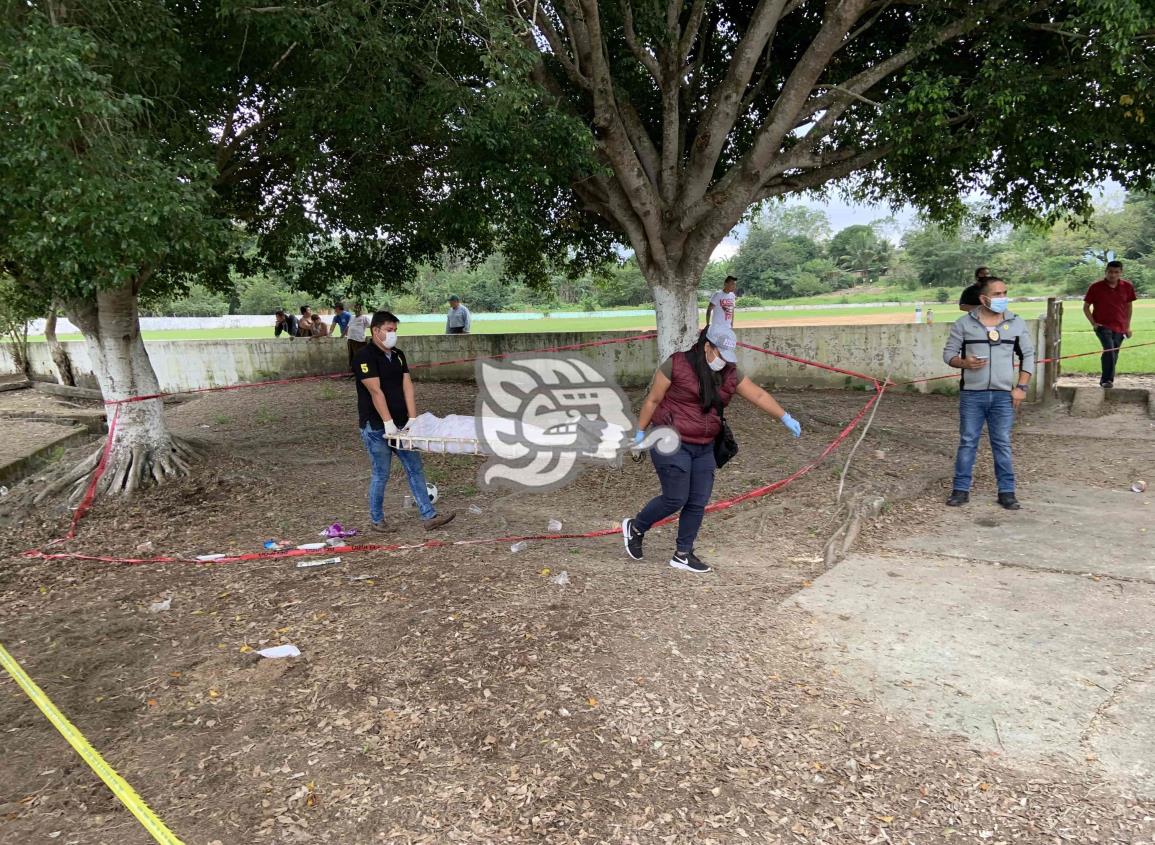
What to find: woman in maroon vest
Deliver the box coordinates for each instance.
[622,324,802,573]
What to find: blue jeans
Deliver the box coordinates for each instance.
[634,442,716,552]
[1094,326,1126,385]
[360,424,436,522]
[952,390,1016,494]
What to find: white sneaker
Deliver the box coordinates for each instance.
[669,551,711,573]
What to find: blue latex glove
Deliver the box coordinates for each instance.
[780,413,802,438]
[633,430,646,446]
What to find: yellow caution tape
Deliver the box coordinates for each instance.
[0,641,185,845]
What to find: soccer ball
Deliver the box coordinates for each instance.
[426,483,439,504]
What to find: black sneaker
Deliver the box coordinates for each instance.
[669,550,711,573]
[622,518,644,560]
[946,490,970,507]
[1101,381,1114,389]
[997,493,1022,510]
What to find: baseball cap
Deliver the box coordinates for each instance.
[705,324,738,363]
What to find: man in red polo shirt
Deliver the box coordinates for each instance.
[1083,260,1137,388]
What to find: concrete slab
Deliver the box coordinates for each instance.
[1093,673,1155,798]
[786,554,1155,796]
[0,421,90,486]
[1069,386,1107,417]
[889,482,1155,582]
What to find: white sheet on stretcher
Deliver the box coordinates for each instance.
[395,412,628,460]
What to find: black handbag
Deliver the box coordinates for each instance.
[712,399,738,468]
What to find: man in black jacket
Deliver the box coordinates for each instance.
[274,309,299,337]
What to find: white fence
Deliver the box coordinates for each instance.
[24,297,1075,336]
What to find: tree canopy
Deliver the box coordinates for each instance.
[470,0,1155,349]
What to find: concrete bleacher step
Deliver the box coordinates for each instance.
[1060,385,1154,418]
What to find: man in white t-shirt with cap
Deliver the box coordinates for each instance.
[346,303,372,373]
[705,275,738,330]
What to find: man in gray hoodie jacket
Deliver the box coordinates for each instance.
[942,277,1035,510]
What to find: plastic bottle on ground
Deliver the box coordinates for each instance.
[510,541,528,553]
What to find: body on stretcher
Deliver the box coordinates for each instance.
[384,412,633,460]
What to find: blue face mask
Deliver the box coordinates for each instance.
[987,296,1009,313]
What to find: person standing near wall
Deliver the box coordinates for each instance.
[274,308,299,338]
[446,295,471,334]
[331,302,352,338]
[298,305,315,335]
[353,311,456,532]
[704,275,738,329]
[1083,260,1136,389]
[943,276,1034,510]
[346,303,371,372]
[958,266,990,313]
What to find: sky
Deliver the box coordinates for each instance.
[708,181,1126,261]
[710,196,917,260]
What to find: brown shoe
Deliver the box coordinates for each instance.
[423,511,456,531]
[368,520,394,534]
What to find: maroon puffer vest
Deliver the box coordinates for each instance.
[653,351,739,444]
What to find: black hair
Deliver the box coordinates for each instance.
[977,276,1005,295]
[974,266,989,280]
[686,329,724,412]
[1106,260,1124,269]
[300,305,311,315]
[333,302,345,310]
[370,310,400,330]
[724,275,738,284]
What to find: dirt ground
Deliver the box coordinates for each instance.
[1,378,1154,844]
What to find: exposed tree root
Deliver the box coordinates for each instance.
[92,434,205,496]
[31,445,104,505]
[19,434,207,513]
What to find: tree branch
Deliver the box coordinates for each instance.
[745,0,872,178]
[755,144,893,200]
[615,97,662,186]
[573,0,669,267]
[516,0,591,89]
[797,0,1013,128]
[680,0,794,209]
[621,0,662,82]
[684,0,1016,237]
[677,0,707,66]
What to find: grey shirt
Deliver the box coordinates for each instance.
[943,309,1035,392]
[446,305,471,333]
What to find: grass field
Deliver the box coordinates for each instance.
[28,301,1155,374]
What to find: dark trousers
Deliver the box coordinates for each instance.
[634,441,716,552]
[1094,326,1126,385]
[347,339,367,372]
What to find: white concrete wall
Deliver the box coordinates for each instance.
[22,298,1076,335]
[1,320,1045,399]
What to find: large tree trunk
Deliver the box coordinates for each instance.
[44,308,75,386]
[61,279,199,498]
[649,274,701,359]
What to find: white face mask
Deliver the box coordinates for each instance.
[383,330,398,349]
[707,350,726,372]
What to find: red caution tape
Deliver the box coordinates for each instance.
[28,331,883,560]
[57,402,121,542]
